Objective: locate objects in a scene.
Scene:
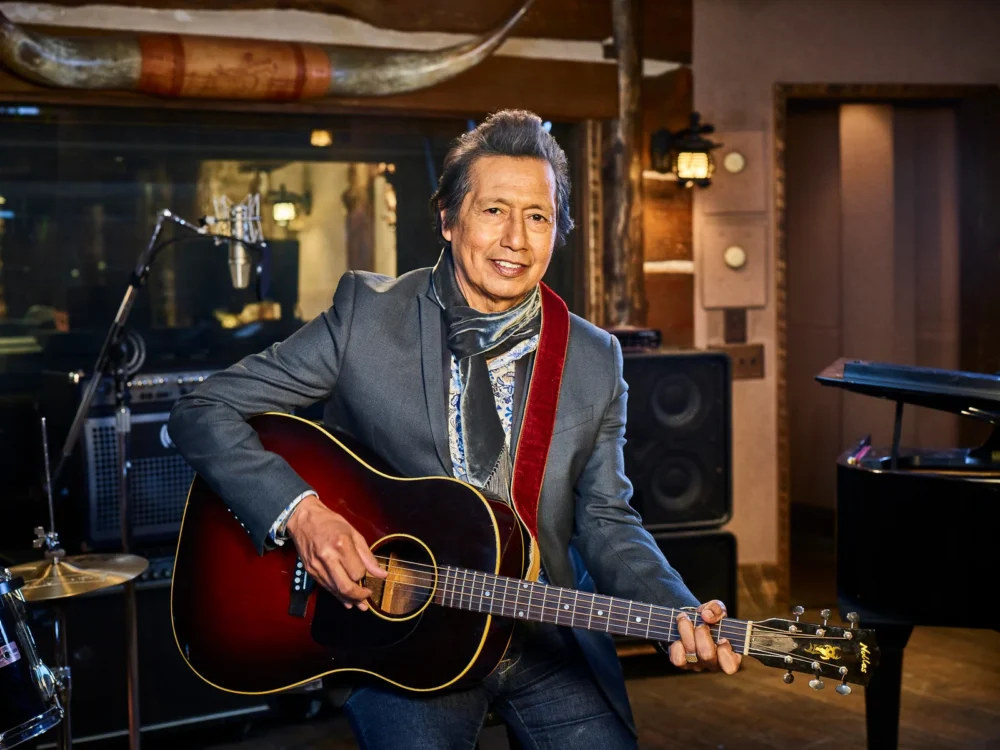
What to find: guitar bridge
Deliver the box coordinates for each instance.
[289,558,314,618]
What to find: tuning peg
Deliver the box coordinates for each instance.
[783,670,794,684]
[820,608,831,626]
[847,612,860,629]
[836,666,852,695]
[792,605,804,622]
[808,661,824,690]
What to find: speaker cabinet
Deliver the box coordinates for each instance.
[622,350,732,530]
[29,574,269,742]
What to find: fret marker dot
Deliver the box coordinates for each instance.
[518,611,525,617]
[597,610,604,616]
[636,617,642,622]
[522,584,528,589]
[563,604,570,610]
[485,591,491,597]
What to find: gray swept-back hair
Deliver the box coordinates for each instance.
[431,109,574,247]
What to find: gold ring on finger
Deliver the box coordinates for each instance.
[685,653,698,664]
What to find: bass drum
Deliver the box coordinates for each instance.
[0,570,62,749]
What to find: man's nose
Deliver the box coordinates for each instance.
[501,214,527,251]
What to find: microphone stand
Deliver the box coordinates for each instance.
[47,208,266,750]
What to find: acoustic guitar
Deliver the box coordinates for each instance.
[170,413,878,697]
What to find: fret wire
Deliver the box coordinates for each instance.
[626,600,633,637]
[485,573,494,615]
[645,602,653,639]
[571,590,580,629]
[552,586,566,625]
[473,571,482,613]
[499,575,508,617]
[461,569,470,611]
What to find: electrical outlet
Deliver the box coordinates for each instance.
[709,343,765,379]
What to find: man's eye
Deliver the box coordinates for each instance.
[485,207,502,215]
[530,214,548,222]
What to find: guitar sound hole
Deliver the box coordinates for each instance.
[367,537,437,619]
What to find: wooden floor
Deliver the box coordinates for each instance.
[164,622,997,750]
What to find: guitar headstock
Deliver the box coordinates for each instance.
[747,608,879,694]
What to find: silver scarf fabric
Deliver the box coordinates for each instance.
[430,249,541,488]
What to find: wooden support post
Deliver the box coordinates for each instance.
[605,0,645,327]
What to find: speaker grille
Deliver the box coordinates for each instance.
[623,351,731,529]
[84,413,195,543]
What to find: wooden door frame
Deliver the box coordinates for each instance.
[771,83,994,605]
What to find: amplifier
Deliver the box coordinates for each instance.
[39,369,217,551]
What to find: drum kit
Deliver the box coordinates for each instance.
[0,418,148,750]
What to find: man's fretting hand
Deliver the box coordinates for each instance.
[285,495,387,611]
[668,600,742,675]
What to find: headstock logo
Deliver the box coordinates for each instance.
[803,643,842,661]
[860,642,871,673]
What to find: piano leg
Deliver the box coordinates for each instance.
[864,624,913,749]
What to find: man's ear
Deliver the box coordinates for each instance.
[439,209,452,243]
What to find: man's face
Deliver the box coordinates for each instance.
[441,155,557,313]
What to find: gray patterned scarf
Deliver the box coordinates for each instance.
[430,249,541,487]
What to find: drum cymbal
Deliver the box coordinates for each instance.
[10,554,149,601]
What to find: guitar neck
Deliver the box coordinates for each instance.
[432,566,750,650]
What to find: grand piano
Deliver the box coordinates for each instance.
[817,359,1000,749]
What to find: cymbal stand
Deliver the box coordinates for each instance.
[34,416,72,750]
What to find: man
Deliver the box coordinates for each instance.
[169,109,740,749]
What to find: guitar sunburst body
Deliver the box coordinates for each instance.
[171,413,527,695]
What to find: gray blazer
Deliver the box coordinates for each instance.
[168,266,699,732]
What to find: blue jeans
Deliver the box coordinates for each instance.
[343,624,636,749]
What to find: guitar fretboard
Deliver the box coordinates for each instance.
[429,566,749,648]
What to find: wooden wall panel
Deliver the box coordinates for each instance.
[641,67,694,343]
[642,178,692,262]
[645,272,693,347]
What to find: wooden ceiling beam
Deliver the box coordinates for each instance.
[35,0,692,62]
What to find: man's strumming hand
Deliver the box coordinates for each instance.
[285,494,387,611]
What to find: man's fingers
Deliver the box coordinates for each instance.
[354,531,387,579]
[717,639,742,675]
[329,560,371,603]
[697,600,727,624]
[668,639,688,669]
[695,624,718,668]
[677,613,697,659]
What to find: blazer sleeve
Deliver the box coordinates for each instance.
[570,335,701,611]
[168,271,358,553]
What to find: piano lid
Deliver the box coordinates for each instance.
[816,358,1000,423]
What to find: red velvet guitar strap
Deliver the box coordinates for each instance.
[510,282,570,543]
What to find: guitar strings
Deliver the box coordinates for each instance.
[367,561,850,640]
[360,568,853,672]
[358,567,791,645]
[359,560,860,640]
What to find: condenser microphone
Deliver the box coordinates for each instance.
[211,193,262,289]
[229,203,252,289]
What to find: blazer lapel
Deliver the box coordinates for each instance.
[510,353,534,459]
[418,293,452,473]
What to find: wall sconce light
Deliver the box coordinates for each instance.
[650,112,722,188]
[269,183,311,227]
